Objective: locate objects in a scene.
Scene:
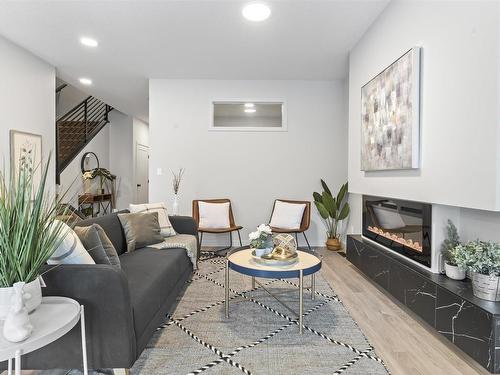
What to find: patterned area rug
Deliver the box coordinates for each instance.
[131,251,389,375]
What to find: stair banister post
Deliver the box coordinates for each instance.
[84,99,88,142]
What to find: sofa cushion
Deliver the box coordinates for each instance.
[76,211,128,255]
[119,247,192,337]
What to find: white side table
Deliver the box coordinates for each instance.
[0,296,87,375]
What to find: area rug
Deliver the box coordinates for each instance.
[131,251,389,375]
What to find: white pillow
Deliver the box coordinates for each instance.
[198,202,230,229]
[129,202,176,237]
[48,221,95,265]
[270,201,306,230]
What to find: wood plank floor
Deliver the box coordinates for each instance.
[319,248,490,375]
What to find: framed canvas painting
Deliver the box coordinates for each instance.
[10,130,43,188]
[361,47,421,171]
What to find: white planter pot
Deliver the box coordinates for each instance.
[172,194,179,216]
[0,278,42,320]
[254,247,273,257]
[444,263,466,280]
[471,272,500,301]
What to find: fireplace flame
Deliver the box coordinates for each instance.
[368,226,423,252]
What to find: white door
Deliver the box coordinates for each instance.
[135,143,149,204]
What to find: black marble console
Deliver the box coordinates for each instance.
[347,235,500,373]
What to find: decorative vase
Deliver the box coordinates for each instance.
[471,272,500,301]
[326,238,342,251]
[172,194,179,216]
[254,247,273,257]
[0,277,42,320]
[3,282,34,343]
[444,262,466,280]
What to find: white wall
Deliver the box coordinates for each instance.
[133,118,149,204]
[56,83,88,119]
[109,112,134,210]
[347,1,500,252]
[348,1,500,215]
[149,79,347,246]
[59,126,110,206]
[0,36,55,188]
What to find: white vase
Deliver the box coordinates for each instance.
[444,262,466,280]
[172,194,179,216]
[254,247,273,257]
[0,277,42,320]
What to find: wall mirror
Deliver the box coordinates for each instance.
[211,100,286,131]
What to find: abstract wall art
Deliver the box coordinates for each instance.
[361,47,421,171]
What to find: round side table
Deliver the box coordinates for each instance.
[225,247,322,334]
[0,296,87,375]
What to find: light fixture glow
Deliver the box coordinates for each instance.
[244,108,256,113]
[79,78,92,85]
[244,103,255,108]
[80,37,98,47]
[242,2,271,22]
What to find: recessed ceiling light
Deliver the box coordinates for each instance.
[80,37,98,47]
[244,108,256,113]
[79,78,92,85]
[242,2,271,22]
[244,103,255,108]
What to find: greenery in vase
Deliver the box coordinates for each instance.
[249,224,273,249]
[454,240,500,276]
[82,167,115,193]
[0,152,67,287]
[313,180,349,239]
[441,219,461,266]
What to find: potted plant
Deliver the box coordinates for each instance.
[83,167,115,195]
[441,220,465,280]
[313,180,349,251]
[454,240,500,301]
[249,224,273,257]
[0,153,67,319]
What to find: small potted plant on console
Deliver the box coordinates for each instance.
[454,240,500,301]
[441,220,466,280]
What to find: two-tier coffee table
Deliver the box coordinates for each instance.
[225,246,321,333]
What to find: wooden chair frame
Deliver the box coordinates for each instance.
[269,199,312,251]
[192,199,243,254]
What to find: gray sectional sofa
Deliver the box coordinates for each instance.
[21,212,197,371]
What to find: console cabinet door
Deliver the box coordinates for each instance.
[389,263,436,327]
[436,286,494,371]
[347,237,389,290]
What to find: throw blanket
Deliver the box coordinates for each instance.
[149,234,198,270]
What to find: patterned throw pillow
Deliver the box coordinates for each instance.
[48,221,95,265]
[129,202,176,237]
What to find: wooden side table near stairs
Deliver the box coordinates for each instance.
[78,193,113,218]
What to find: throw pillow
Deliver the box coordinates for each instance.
[269,201,307,230]
[198,201,230,229]
[118,212,164,252]
[94,224,121,268]
[129,202,176,237]
[48,221,95,265]
[74,225,112,266]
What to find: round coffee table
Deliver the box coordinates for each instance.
[225,246,321,334]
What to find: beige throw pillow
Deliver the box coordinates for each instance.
[129,202,176,237]
[118,212,164,252]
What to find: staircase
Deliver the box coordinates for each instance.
[56,95,112,183]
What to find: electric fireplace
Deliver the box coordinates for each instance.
[362,195,432,268]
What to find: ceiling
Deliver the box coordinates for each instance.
[0,0,389,122]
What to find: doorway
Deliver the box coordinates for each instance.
[135,143,149,204]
